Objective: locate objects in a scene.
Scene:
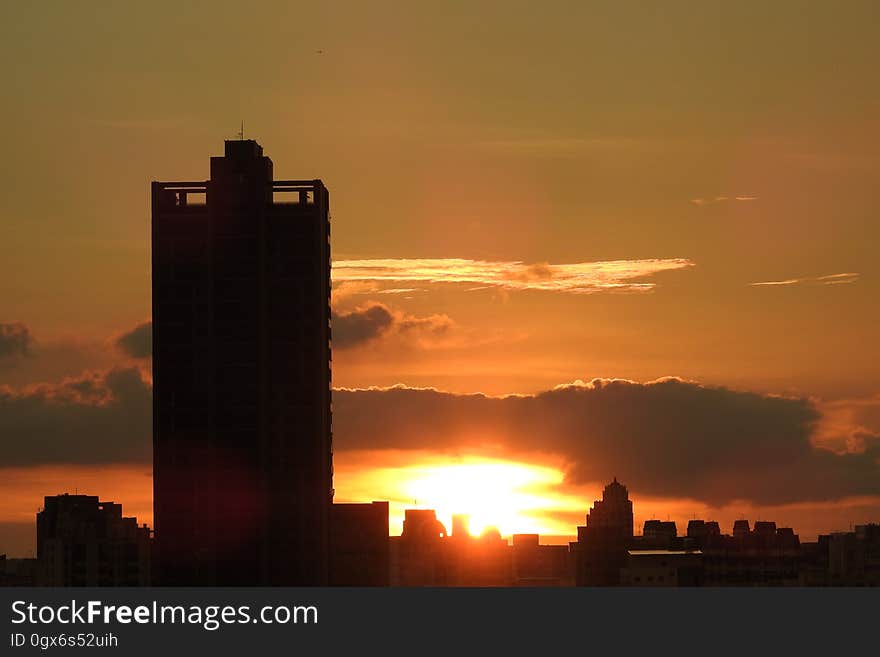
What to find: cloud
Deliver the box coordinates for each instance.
[3,369,877,509]
[691,196,757,205]
[332,303,454,349]
[751,272,859,287]
[813,394,880,454]
[0,323,33,360]
[0,368,152,466]
[332,305,394,348]
[110,303,450,357]
[332,258,694,295]
[332,378,880,506]
[115,321,152,359]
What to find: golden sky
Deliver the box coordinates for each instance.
[1,2,879,555]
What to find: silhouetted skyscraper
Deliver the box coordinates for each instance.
[583,477,634,538]
[573,477,634,586]
[152,140,332,585]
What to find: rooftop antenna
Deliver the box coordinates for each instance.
[237,120,244,141]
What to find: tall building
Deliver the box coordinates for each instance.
[582,477,634,538]
[572,477,634,586]
[152,140,333,585]
[36,494,151,586]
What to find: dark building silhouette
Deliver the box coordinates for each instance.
[641,520,678,547]
[445,527,512,586]
[0,555,37,587]
[36,494,151,586]
[799,535,833,586]
[572,477,634,586]
[697,519,801,586]
[581,477,634,536]
[733,519,751,539]
[330,502,389,586]
[686,519,720,545]
[511,534,573,586]
[824,524,880,586]
[621,549,703,586]
[388,510,570,586]
[152,140,332,585]
[390,509,448,586]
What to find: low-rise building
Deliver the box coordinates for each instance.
[37,494,151,586]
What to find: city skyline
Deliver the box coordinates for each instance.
[6,478,878,587]
[2,2,880,562]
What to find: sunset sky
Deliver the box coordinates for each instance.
[2,1,879,555]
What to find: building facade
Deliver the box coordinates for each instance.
[36,494,151,586]
[152,140,332,585]
[330,502,390,586]
[572,477,634,586]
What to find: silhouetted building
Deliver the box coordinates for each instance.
[511,534,573,586]
[390,510,448,586]
[329,502,389,586]
[733,519,751,539]
[0,555,37,587]
[700,520,801,586]
[826,524,880,586]
[641,520,678,547]
[36,494,151,586]
[389,512,572,586]
[152,140,332,585]
[685,519,720,548]
[621,550,703,586]
[799,536,832,586]
[572,477,634,586]
[446,527,512,586]
[582,477,634,536]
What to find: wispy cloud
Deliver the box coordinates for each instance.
[751,272,859,287]
[332,258,694,295]
[691,195,758,206]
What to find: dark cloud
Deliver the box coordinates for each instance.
[0,323,32,360]
[332,305,395,348]
[110,307,451,357]
[2,370,877,507]
[115,321,152,359]
[0,367,151,466]
[332,303,453,349]
[333,378,880,506]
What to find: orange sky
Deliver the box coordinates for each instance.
[1,2,879,556]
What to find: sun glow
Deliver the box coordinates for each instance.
[402,461,559,536]
[334,452,585,538]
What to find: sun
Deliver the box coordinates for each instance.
[380,455,584,538]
